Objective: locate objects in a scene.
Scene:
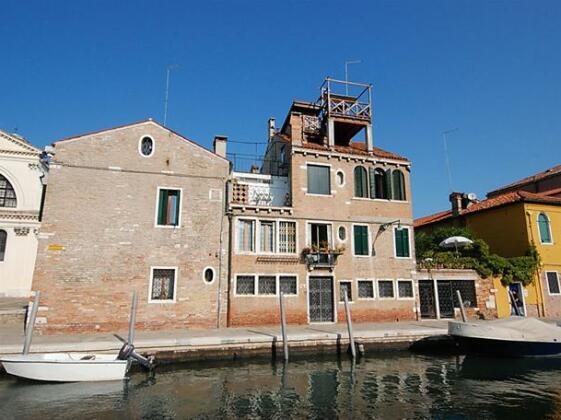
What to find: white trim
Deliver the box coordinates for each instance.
[537,212,554,245]
[393,226,412,259]
[357,279,376,300]
[545,271,561,296]
[154,186,183,229]
[377,279,396,300]
[335,169,345,187]
[278,273,299,297]
[306,274,337,324]
[233,273,299,297]
[352,223,371,257]
[138,134,155,158]
[234,217,298,256]
[148,266,178,303]
[234,217,257,254]
[305,162,332,196]
[338,279,353,304]
[396,279,415,300]
[277,219,299,255]
[233,273,257,296]
[305,220,334,248]
[202,266,216,285]
[257,219,277,255]
[337,224,347,243]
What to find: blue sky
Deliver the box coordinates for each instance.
[1,0,560,217]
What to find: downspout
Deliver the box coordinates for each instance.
[226,212,233,327]
[215,177,227,329]
[526,210,547,317]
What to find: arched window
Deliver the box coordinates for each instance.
[0,230,6,262]
[392,170,406,201]
[354,166,368,198]
[0,175,17,208]
[538,213,552,244]
[374,169,389,199]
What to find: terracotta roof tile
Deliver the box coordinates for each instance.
[488,164,561,196]
[298,141,409,162]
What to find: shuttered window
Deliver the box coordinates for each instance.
[538,213,552,244]
[354,166,368,198]
[279,221,296,253]
[307,165,330,195]
[394,227,410,258]
[157,189,181,226]
[353,225,369,256]
[392,170,406,201]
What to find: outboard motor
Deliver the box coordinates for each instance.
[118,343,155,371]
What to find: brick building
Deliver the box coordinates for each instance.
[32,120,230,332]
[227,78,417,326]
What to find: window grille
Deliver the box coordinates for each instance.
[280,276,297,295]
[258,276,277,295]
[151,269,176,300]
[279,221,296,253]
[236,276,255,295]
[358,280,374,298]
[339,281,352,302]
[378,280,395,298]
[398,280,414,298]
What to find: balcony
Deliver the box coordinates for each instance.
[230,172,291,208]
[304,251,342,271]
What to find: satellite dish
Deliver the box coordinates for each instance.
[467,192,477,201]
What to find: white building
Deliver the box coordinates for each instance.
[0,129,46,297]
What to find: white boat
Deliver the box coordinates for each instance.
[0,353,129,382]
[449,316,561,357]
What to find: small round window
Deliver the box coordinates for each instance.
[338,226,347,241]
[336,170,345,186]
[140,136,154,157]
[203,267,215,284]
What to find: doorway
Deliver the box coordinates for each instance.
[418,280,437,319]
[308,276,334,322]
[508,283,526,316]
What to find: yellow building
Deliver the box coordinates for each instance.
[415,190,561,318]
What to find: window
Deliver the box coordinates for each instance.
[140,136,154,157]
[307,164,330,195]
[358,280,375,299]
[378,280,395,298]
[373,169,390,199]
[340,281,352,302]
[156,188,181,226]
[353,225,369,256]
[280,276,297,295]
[336,170,345,186]
[236,275,256,295]
[0,230,6,262]
[203,267,215,284]
[394,227,410,258]
[392,170,406,201]
[237,220,255,252]
[547,272,561,295]
[538,213,552,244]
[258,275,277,295]
[279,221,296,254]
[397,280,414,298]
[0,175,17,208]
[150,268,176,302]
[338,226,347,242]
[310,223,331,249]
[354,166,368,198]
[259,221,275,253]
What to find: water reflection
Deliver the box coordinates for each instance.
[1,353,561,419]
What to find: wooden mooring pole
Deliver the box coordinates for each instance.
[456,290,467,323]
[343,293,356,359]
[128,290,138,345]
[279,291,289,362]
[23,291,40,355]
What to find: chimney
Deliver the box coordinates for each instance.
[213,135,227,158]
[449,192,464,217]
[268,118,276,142]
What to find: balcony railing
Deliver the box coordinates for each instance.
[304,251,341,271]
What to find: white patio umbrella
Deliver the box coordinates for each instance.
[439,236,473,256]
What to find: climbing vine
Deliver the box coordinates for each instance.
[415,227,540,286]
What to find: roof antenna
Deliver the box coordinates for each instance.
[344,60,361,95]
[442,128,459,192]
[163,64,180,126]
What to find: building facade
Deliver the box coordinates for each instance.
[32,120,230,333]
[227,79,417,326]
[0,129,46,297]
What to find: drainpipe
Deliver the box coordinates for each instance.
[226,212,233,327]
[216,178,228,329]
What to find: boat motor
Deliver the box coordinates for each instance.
[118,343,155,371]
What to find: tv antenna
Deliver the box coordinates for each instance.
[344,60,361,95]
[163,64,180,126]
[442,128,459,192]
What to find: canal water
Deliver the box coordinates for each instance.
[1,353,561,419]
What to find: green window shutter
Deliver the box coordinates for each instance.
[354,226,368,255]
[395,228,410,257]
[174,190,181,225]
[354,167,362,197]
[385,169,393,200]
[157,189,168,225]
[368,167,376,199]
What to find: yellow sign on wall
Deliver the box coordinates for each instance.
[47,244,65,251]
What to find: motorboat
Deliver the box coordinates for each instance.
[0,343,154,382]
[449,316,561,357]
[0,353,129,382]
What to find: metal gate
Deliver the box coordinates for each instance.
[418,280,436,319]
[437,281,455,318]
[437,280,477,318]
[308,276,334,322]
